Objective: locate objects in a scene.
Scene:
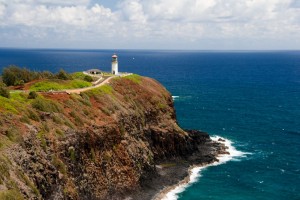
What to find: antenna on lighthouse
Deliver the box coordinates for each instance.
[111,53,118,75]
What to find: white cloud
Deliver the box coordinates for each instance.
[0,0,299,49]
[0,3,5,18]
[0,0,90,6]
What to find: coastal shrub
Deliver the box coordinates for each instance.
[84,75,93,82]
[52,115,63,124]
[71,72,84,79]
[38,71,55,79]
[2,66,55,86]
[27,91,38,99]
[27,109,40,122]
[5,127,21,142]
[37,131,47,151]
[52,155,67,175]
[6,180,19,191]
[16,170,40,196]
[55,129,64,137]
[64,119,75,129]
[0,83,10,98]
[74,115,84,126]
[31,97,62,113]
[2,65,33,86]
[0,157,10,181]
[79,93,92,106]
[0,190,23,200]
[83,109,90,116]
[42,122,50,132]
[0,138,6,150]
[56,69,70,80]
[20,115,31,124]
[101,107,111,116]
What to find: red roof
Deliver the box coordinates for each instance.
[112,54,118,58]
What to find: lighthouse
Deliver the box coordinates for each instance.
[111,54,118,75]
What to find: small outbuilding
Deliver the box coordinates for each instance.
[87,69,102,75]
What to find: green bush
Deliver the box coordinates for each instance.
[38,71,54,79]
[56,69,70,80]
[2,65,37,86]
[84,75,93,82]
[52,156,67,175]
[27,91,38,99]
[2,65,54,86]
[31,97,62,113]
[71,72,85,80]
[0,83,10,98]
[5,127,21,142]
[27,109,40,121]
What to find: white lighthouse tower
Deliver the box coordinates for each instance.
[111,54,118,75]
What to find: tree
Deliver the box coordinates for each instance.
[2,65,36,86]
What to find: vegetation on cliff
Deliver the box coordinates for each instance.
[1,66,93,92]
[0,70,220,200]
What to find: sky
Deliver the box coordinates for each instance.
[0,0,299,50]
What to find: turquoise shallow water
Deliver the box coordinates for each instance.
[0,49,299,200]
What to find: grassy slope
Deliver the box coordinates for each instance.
[29,79,92,92]
[0,74,172,199]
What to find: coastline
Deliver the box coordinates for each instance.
[151,136,247,200]
[127,134,240,200]
[152,164,207,200]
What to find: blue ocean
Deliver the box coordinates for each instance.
[0,49,299,200]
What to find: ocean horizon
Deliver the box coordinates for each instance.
[0,48,299,200]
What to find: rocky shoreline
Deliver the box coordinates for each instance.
[128,131,229,200]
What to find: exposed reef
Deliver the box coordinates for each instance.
[0,75,227,199]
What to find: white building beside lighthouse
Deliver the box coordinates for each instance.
[111,54,118,75]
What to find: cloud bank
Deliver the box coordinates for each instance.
[0,0,299,49]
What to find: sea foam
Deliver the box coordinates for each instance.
[160,136,249,200]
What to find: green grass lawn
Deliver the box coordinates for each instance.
[30,79,92,92]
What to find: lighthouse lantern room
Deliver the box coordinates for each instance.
[111,54,118,75]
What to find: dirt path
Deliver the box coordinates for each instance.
[64,76,115,94]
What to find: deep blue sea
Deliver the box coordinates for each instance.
[0,49,299,200]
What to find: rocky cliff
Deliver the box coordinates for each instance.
[0,75,224,199]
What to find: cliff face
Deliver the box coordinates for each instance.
[0,75,213,199]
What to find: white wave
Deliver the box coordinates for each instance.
[160,136,250,200]
[172,96,179,100]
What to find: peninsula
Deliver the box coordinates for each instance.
[0,66,228,199]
